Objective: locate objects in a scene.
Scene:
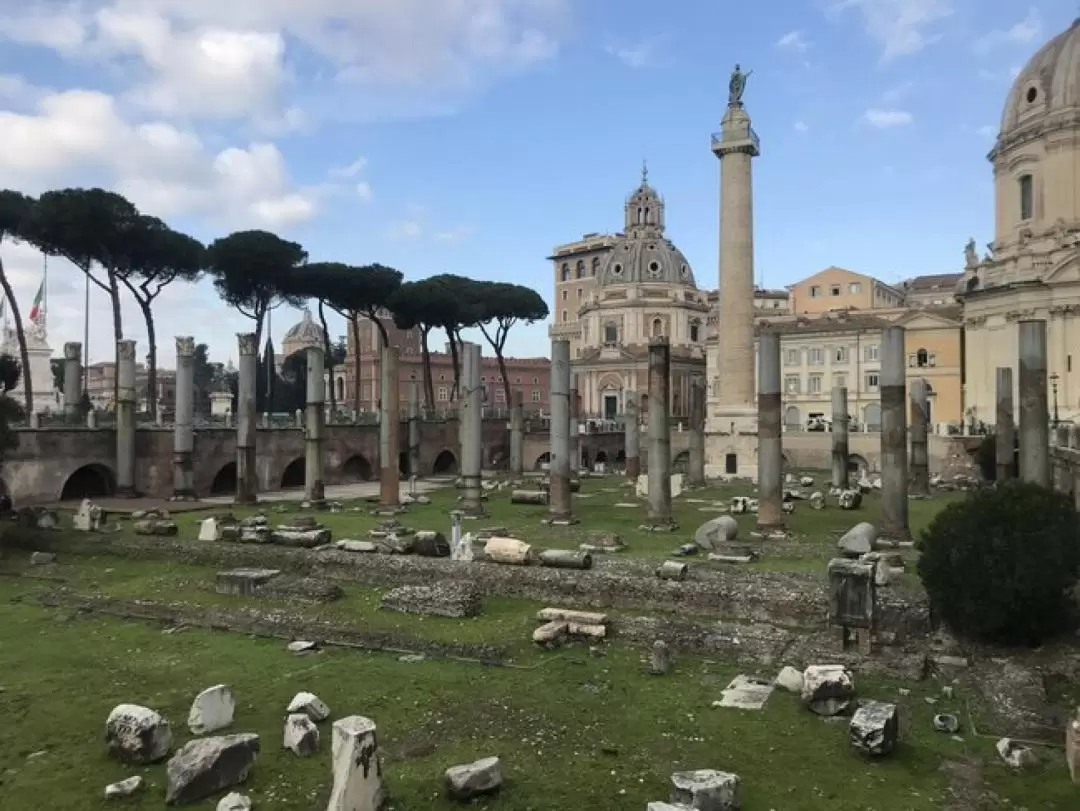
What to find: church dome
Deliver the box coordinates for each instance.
[282,309,325,350]
[999,18,1080,139]
[596,169,697,288]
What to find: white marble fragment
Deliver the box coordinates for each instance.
[775,666,804,693]
[286,691,330,722]
[188,684,236,735]
[104,776,143,799]
[283,712,319,757]
[105,704,172,764]
[217,793,252,811]
[444,755,502,800]
[327,716,384,811]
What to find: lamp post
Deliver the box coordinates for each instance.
[1049,372,1060,428]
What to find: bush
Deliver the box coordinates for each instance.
[917,481,1080,645]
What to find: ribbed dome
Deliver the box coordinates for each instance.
[1000,18,1080,137]
[283,309,325,348]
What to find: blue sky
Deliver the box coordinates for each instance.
[0,0,1071,366]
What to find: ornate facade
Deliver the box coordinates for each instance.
[550,170,709,420]
[960,18,1080,426]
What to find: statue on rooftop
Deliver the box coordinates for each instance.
[729,64,752,105]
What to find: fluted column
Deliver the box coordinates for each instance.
[115,339,137,496]
[305,344,326,506]
[63,341,82,420]
[459,342,484,515]
[909,378,930,497]
[171,336,196,500]
[995,367,1015,480]
[509,388,524,479]
[647,338,674,528]
[831,386,849,489]
[1018,320,1050,486]
[235,333,258,504]
[379,344,400,506]
[756,331,783,530]
[548,339,573,522]
[880,326,909,539]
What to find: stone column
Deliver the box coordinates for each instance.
[235,333,258,504]
[995,367,1015,480]
[115,339,137,496]
[688,376,706,487]
[712,97,760,432]
[304,344,326,507]
[459,342,484,515]
[909,378,930,497]
[624,392,641,480]
[831,386,849,489]
[756,330,784,530]
[63,341,82,420]
[880,326,909,539]
[379,345,400,506]
[647,338,674,528]
[1018,319,1050,487]
[548,339,574,523]
[569,375,580,476]
[408,381,421,478]
[509,388,524,479]
[171,336,196,500]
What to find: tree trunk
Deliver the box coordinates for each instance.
[495,347,512,414]
[420,327,435,415]
[350,314,361,415]
[447,331,460,401]
[107,270,123,410]
[0,263,33,416]
[318,300,336,414]
[140,297,157,421]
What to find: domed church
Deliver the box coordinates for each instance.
[568,168,710,421]
[960,18,1080,425]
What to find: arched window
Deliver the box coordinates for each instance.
[336,377,345,401]
[560,263,570,281]
[916,348,929,368]
[604,323,618,344]
[591,257,600,276]
[652,318,663,337]
[575,260,585,279]
[1019,174,1033,221]
[689,320,700,342]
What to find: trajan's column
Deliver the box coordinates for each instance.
[706,64,760,477]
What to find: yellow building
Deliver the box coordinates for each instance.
[787,266,905,315]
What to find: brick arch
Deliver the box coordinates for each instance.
[432,449,458,476]
[534,451,551,471]
[210,462,237,495]
[280,457,305,489]
[59,462,116,500]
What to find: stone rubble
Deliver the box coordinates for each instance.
[650,639,672,675]
[693,516,739,551]
[837,490,862,510]
[837,522,878,557]
[380,582,482,618]
[669,769,742,810]
[995,737,1038,770]
[133,519,179,536]
[774,666,804,693]
[286,691,331,722]
[444,755,503,801]
[187,684,236,735]
[801,665,855,716]
[104,776,143,799]
[165,733,261,805]
[216,792,252,811]
[30,551,55,565]
[73,498,105,531]
[283,712,320,757]
[849,701,899,757]
[105,703,173,765]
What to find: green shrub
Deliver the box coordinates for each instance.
[917,480,1080,645]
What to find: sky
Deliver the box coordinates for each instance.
[0,0,1071,369]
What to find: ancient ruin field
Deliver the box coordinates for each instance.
[1,476,1077,809]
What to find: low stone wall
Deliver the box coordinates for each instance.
[19,530,931,637]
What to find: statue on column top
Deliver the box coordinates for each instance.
[728,64,752,105]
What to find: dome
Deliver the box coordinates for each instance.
[595,169,697,288]
[283,308,325,349]
[999,18,1080,139]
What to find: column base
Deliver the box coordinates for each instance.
[544,512,578,526]
[301,500,327,510]
[379,467,400,507]
[641,519,678,532]
[169,491,198,502]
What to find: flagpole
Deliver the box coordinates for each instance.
[83,272,89,397]
[41,253,48,338]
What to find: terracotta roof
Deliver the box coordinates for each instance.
[756,313,892,336]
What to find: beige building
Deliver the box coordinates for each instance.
[550,171,709,419]
[787,266,905,315]
[959,18,1080,427]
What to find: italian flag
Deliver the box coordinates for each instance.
[27,279,43,324]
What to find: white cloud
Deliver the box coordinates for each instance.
[794,119,809,132]
[776,30,809,52]
[864,107,913,127]
[435,226,474,243]
[828,0,953,61]
[604,38,663,69]
[973,9,1041,54]
[355,181,373,202]
[330,158,368,179]
[389,220,423,240]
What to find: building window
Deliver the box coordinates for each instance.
[808,374,823,394]
[784,375,801,394]
[810,285,821,298]
[604,323,618,344]
[784,348,800,366]
[865,373,879,392]
[652,318,663,337]
[834,346,849,364]
[689,321,700,342]
[533,377,539,384]
[560,263,570,282]
[1019,174,1033,221]
[531,389,541,402]
[830,285,840,296]
[849,282,861,294]
[562,309,568,322]
[495,388,505,402]
[864,344,879,362]
[562,289,568,301]
[808,347,825,365]
[833,373,847,389]
[577,288,583,300]
[515,377,521,384]
[437,386,449,401]
[591,257,600,276]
